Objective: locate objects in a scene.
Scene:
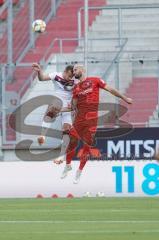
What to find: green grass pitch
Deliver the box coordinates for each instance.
[0,197,158,240]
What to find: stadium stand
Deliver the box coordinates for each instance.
[89,0,159,127]
[120,77,158,126]
[0,0,52,63]
[4,0,106,95]
[21,1,159,146]
[47,0,159,128]
[1,0,159,146]
[1,0,106,144]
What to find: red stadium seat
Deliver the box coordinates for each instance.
[0,1,19,20]
[0,0,19,5]
[0,0,5,6]
[0,9,7,20]
[13,0,19,5]
[120,77,158,127]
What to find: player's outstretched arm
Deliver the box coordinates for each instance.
[32,63,51,81]
[104,85,132,104]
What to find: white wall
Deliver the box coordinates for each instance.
[0,161,158,198]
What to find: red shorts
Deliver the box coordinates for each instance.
[70,117,97,146]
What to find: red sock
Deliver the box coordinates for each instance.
[66,149,75,165]
[78,144,90,170]
[79,157,87,171]
[66,135,78,165]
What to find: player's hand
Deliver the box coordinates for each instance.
[53,159,64,165]
[46,106,60,118]
[32,63,41,72]
[125,97,133,104]
[37,135,45,145]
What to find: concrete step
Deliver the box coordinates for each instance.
[107,0,159,5]
[89,29,159,37]
[129,52,159,58]
[132,70,159,78]
[96,14,159,22]
[152,110,159,119]
[148,118,159,127]
[102,8,159,16]
[125,45,159,51]
[133,61,159,68]
[77,45,159,52]
[55,52,116,63]
[84,38,159,46]
[133,68,158,74]
[78,41,159,52]
[91,21,159,30]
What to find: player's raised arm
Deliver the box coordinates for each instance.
[32,63,51,81]
[104,85,133,104]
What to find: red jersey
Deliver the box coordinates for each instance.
[73,77,106,120]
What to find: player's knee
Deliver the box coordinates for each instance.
[62,123,71,133]
[63,129,70,135]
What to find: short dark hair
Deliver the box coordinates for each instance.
[65,65,74,74]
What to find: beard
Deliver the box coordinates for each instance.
[74,73,82,79]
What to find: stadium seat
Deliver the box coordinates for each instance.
[0,0,19,5]
[13,0,19,5]
[121,77,158,126]
[0,9,7,20]
[0,0,4,5]
[0,1,19,21]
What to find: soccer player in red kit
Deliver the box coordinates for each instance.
[61,64,132,184]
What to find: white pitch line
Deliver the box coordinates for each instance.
[55,230,159,234]
[0,209,158,212]
[1,230,159,234]
[0,220,159,224]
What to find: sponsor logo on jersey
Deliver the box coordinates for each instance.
[54,75,74,91]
